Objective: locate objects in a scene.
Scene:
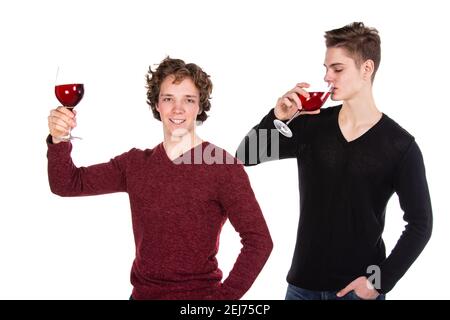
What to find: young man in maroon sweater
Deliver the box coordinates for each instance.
[47,57,273,300]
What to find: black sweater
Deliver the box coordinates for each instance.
[236,105,432,294]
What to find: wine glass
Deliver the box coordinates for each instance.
[274,83,333,138]
[54,66,84,141]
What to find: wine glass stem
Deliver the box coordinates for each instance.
[286,110,301,125]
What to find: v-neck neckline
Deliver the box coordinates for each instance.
[335,105,385,145]
[158,141,209,165]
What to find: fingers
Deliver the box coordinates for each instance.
[48,107,77,137]
[336,280,356,297]
[291,86,310,100]
[350,279,380,300]
[274,82,316,120]
[60,106,77,121]
[296,82,310,88]
[57,105,75,118]
[295,82,310,98]
[279,90,303,109]
[50,107,77,127]
[281,84,310,108]
[277,96,298,120]
[288,92,302,110]
[48,115,74,131]
[281,97,293,109]
[336,276,379,299]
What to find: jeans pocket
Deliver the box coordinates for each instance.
[350,290,364,300]
[350,291,385,300]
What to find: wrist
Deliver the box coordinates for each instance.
[51,135,63,144]
[274,107,284,120]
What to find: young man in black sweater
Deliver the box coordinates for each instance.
[237,22,432,300]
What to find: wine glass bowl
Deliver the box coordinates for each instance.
[55,84,84,109]
[54,66,84,141]
[298,90,331,111]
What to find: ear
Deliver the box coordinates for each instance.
[362,59,375,81]
[198,108,202,115]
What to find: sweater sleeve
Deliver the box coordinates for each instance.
[236,108,305,166]
[377,139,433,293]
[47,135,130,197]
[212,163,273,300]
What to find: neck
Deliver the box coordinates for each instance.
[163,132,203,160]
[341,86,380,125]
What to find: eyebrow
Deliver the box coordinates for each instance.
[160,94,198,98]
[324,63,345,68]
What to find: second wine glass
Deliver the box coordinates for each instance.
[54,66,84,141]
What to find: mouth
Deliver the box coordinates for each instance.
[169,118,186,125]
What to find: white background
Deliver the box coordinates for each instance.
[0,0,448,299]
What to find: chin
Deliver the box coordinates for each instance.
[171,128,188,136]
[331,92,346,102]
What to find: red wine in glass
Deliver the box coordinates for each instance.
[54,83,84,140]
[298,91,331,111]
[55,84,84,109]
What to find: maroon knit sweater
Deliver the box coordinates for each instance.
[47,137,273,300]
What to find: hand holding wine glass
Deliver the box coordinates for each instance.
[274,83,316,120]
[53,66,84,141]
[274,82,332,137]
[48,107,78,144]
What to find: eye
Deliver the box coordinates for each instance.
[334,69,343,73]
[162,97,172,102]
[187,98,196,103]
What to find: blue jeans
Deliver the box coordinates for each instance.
[285,284,386,300]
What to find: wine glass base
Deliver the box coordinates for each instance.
[273,119,293,138]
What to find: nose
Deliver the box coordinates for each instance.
[324,71,334,86]
[172,100,184,114]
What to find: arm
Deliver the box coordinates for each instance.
[338,139,433,299]
[236,109,303,166]
[47,135,130,197]
[236,83,318,166]
[379,139,433,293]
[212,163,273,300]
[47,106,130,197]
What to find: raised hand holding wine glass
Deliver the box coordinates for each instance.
[273,82,332,138]
[50,66,84,142]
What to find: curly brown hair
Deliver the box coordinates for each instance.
[146,57,213,122]
[325,22,381,82]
